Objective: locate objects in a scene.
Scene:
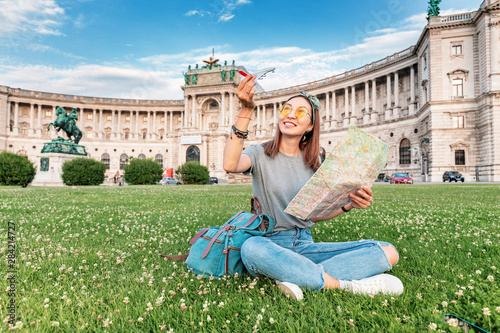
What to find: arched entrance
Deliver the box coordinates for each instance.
[186,145,200,162]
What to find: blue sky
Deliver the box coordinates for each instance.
[0,0,483,99]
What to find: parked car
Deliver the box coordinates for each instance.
[158,177,180,185]
[390,173,414,184]
[205,177,218,185]
[442,171,464,182]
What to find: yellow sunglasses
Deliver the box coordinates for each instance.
[279,104,312,120]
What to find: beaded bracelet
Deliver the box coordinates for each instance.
[232,125,249,139]
[341,205,351,213]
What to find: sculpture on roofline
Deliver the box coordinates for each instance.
[427,0,441,19]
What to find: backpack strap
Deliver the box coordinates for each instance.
[159,252,189,261]
[201,224,232,259]
[250,197,262,215]
[189,228,209,245]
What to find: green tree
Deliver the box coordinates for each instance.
[0,151,36,186]
[124,157,163,185]
[175,161,209,185]
[62,157,106,186]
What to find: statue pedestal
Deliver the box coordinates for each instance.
[31,153,87,187]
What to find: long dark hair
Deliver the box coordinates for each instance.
[262,98,321,171]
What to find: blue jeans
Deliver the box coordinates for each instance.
[240,227,396,291]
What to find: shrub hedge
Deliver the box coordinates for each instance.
[175,161,209,185]
[124,158,163,185]
[0,151,36,186]
[62,157,106,186]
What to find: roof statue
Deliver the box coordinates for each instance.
[427,0,441,19]
[202,48,221,70]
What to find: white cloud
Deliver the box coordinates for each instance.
[185,10,203,17]
[218,14,235,22]
[0,0,65,37]
[0,63,183,100]
[186,0,251,23]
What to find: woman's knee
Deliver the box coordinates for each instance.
[381,245,399,266]
[241,237,267,264]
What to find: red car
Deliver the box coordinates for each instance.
[390,173,413,184]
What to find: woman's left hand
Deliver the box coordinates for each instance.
[349,187,373,209]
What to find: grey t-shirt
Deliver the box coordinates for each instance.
[243,144,315,231]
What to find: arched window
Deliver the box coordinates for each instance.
[186,145,200,162]
[120,154,129,170]
[138,154,146,160]
[155,154,163,166]
[101,153,110,169]
[399,139,411,165]
[209,100,219,110]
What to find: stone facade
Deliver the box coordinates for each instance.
[1,1,499,182]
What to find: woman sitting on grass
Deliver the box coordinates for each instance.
[223,74,403,300]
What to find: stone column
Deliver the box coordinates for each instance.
[183,97,188,128]
[331,91,337,128]
[51,106,56,138]
[147,111,151,139]
[409,66,416,115]
[272,102,277,136]
[163,111,167,140]
[13,102,19,135]
[6,102,11,132]
[37,104,42,137]
[153,111,157,140]
[229,93,234,127]
[129,110,133,139]
[92,109,96,138]
[99,109,103,139]
[393,71,400,118]
[28,103,35,136]
[169,111,173,133]
[364,82,370,124]
[135,111,139,140]
[221,92,226,125]
[111,110,116,138]
[191,95,196,128]
[371,79,377,123]
[385,74,392,119]
[325,92,330,130]
[351,85,357,125]
[118,110,122,139]
[79,107,84,129]
[262,104,267,136]
[256,105,261,137]
[343,88,349,127]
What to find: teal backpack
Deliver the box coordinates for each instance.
[186,210,274,278]
[162,198,275,278]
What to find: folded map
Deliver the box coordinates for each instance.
[284,126,391,220]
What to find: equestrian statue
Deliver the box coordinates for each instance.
[47,107,82,144]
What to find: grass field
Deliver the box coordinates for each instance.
[0,184,499,332]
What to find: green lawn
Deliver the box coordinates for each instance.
[0,184,499,332]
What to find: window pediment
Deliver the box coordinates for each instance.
[447,69,469,81]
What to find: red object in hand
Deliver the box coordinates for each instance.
[239,71,248,77]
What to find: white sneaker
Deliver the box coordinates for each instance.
[276,281,303,300]
[348,274,404,296]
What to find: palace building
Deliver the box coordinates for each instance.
[1,0,499,182]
